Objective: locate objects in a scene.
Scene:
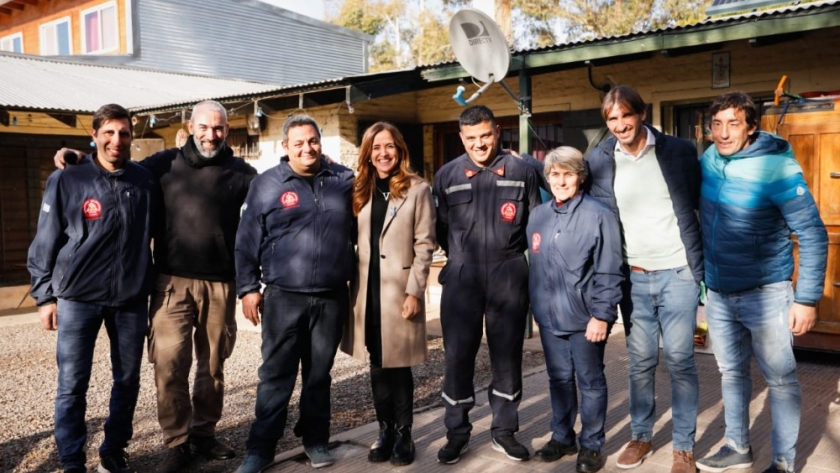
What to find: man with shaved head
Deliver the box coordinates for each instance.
[56,100,258,472]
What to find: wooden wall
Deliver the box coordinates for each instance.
[0,0,129,55]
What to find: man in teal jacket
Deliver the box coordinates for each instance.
[697,92,827,473]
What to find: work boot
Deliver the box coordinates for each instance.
[390,425,415,466]
[437,438,469,464]
[191,435,236,460]
[576,448,603,473]
[368,421,394,462]
[156,443,191,473]
[534,438,578,462]
[491,433,530,461]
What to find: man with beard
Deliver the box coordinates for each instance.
[55,100,257,472]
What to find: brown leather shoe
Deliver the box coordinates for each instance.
[616,440,653,469]
[671,450,696,473]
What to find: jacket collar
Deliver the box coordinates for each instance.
[551,192,585,214]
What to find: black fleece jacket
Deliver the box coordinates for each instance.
[142,138,257,281]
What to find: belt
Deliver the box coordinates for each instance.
[629,265,653,273]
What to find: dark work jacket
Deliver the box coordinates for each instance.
[432,150,542,263]
[527,194,623,335]
[584,126,704,283]
[235,157,355,297]
[28,155,160,307]
[142,139,257,282]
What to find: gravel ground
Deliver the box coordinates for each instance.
[0,321,545,473]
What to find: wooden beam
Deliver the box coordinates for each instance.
[16,0,41,6]
[5,2,25,10]
[0,6,13,15]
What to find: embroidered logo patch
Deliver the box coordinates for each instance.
[82,199,102,220]
[500,202,516,222]
[796,186,805,196]
[531,233,541,253]
[465,168,477,178]
[280,191,299,208]
[492,167,505,177]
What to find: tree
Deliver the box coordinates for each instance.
[328,0,456,72]
[329,0,721,72]
[512,0,713,48]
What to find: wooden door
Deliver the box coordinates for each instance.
[776,119,840,350]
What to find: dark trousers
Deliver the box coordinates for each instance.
[54,299,148,468]
[539,329,608,451]
[439,256,529,441]
[245,286,347,456]
[370,365,414,427]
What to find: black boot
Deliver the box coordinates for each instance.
[390,425,415,466]
[368,421,394,462]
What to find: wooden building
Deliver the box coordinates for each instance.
[135,0,840,350]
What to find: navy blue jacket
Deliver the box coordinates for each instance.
[527,194,623,335]
[28,155,160,307]
[235,157,355,296]
[585,126,704,283]
[432,150,542,262]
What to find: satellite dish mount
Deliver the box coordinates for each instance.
[449,8,527,114]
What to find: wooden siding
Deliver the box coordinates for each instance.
[0,0,128,55]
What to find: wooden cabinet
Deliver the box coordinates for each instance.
[762,99,840,351]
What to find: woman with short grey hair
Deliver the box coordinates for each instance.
[526,146,623,473]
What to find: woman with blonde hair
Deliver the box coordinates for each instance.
[341,122,436,466]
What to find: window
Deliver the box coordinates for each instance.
[227,128,262,160]
[81,2,118,54]
[40,17,73,55]
[0,33,23,53]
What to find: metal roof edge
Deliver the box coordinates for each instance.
[0,51,284,86]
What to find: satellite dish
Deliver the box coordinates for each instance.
[449,8,512,105]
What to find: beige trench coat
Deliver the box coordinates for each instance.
[341,176,436,368]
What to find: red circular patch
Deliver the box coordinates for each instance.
[280,191,299,208]
[82,198,102,220]
[531,233,541,253]
[500,202,517,222]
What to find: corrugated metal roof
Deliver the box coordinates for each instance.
[0,52,282,113]
[131,0,840,114]
[123,0,371,85]
[421,0,840,69]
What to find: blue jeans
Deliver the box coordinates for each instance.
[246,286,347,456]
[54,299,148,468]
[539,329,608,451]
[621,265,699,451]
[705,282,799,469]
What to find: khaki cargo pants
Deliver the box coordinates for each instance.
[148,274,237,447]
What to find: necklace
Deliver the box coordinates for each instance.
[376,187,390,200]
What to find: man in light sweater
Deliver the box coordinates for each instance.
[584,86,704,473]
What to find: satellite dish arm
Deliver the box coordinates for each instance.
[453,77,496,106]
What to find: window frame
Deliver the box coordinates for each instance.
[39,16,73,55]
[0,32,24,53]
[80,1,119,55]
